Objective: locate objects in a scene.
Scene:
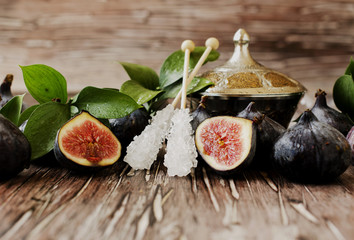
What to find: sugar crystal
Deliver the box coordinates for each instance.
[124,104,175,170]
[164,108,198,177]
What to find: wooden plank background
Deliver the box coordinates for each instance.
[0,1,353,240]
[0,0,353,101]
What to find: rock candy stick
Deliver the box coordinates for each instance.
[180,40,195,109]
[164,109,198,176]
[124,104,175,170]
[171,37,219,108]
[164,40,198,176]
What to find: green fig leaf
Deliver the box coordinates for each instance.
[333,74,354,120]
[119,62,159,90]
[72,86,141,119]
[186,76,214,93]
[344,57,354,76]
[20,64,68,104]
[24,102,71,159]
[159,77,214,100]
[159,47,220,89]
[120,80,162,105]
[0,94,25,125]
[18,104,40,126]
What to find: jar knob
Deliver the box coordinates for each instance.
[233,28,250,44]
[228,28,258,67]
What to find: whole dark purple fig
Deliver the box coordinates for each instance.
[273,110,351,183]
[311,89,353,136]
[347,126,354,165]
[237,102,285,168]
[109,108,150,148]
[191,96,210,132]
[0,114,31,179]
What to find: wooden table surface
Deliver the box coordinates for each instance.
[1,1,354,239]
[0,97,353,240]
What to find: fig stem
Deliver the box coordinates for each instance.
[199,95,208,109]
[314,89,328,108]
[1,74,13,97]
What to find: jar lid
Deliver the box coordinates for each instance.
[201,29,306,97]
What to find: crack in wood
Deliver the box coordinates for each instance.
[0,168,44,208]
[178,234,188,240]
[25,175,93,239]
[336,179,351,194]
[127,168,136,177]
[302,191,307,209]
[74,175,93,198]
[39,168,53,178]
[0,209,33,240]
[120,196,148,240]
[152,185,163,222]
[115,165,129,189]
[325,219,346,240]
[153,160,162,184]
[161,189,173,206]
[134,185,174,240]
[228,178,240,200]
[202,168,220,212]
[30,197,46,203]
[222,194,239,226]
[1,168,71,228]
[278,188,289,226]
[120,165,130,178]
[50,171,71,191]
[243,173,258,208]
[134,205,152,240]
[103,192,131,239]
[219,178,225,187]
[190,168,197,195]
[35,194,52,219]
[303,185,318,202]
[71,172,126,239]
[30,171,71,219]
[289,200,319,224]
[259,171,278,192]
[73,174,130,239]
[26,204,67,239]
[145,169,151,182]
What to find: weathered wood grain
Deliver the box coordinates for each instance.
[1,1,353,239]
[0,156,353,239]
[1,0,353,98]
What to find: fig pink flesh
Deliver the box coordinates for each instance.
[200,119,242,166]
[62,120,119,162]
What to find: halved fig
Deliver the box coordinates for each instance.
[195,116,256,174]
[54,111,121,171]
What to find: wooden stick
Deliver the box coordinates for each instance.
[180,40,195,109]
[172,37,219,108]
